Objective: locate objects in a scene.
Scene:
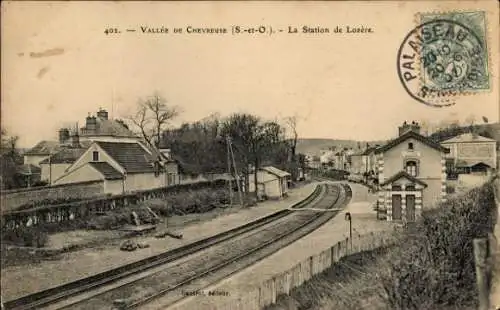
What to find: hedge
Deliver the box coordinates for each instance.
[378,180,497,309]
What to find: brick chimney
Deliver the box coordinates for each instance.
[58,128,70,144]
[70,133,80,148]
[398,121,421,136]
[97,108,108,120]
[85,114,97,134]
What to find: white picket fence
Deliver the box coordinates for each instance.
[172,231,397,310]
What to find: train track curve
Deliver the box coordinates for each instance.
[4,182,352,310]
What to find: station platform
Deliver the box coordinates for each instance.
[1,183,318,301]
[166,182,395,310]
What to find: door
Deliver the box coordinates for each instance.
[392,194,402,221]
[406,194,416,222]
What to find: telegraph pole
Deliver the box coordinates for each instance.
[226,136,233,206]
[228,137,244,206]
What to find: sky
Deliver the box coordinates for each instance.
[1,1,499,148]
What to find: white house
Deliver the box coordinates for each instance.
[53,141,179,195]
[23,140,61,167]
[375,121,449,222]
[248,166,291,200]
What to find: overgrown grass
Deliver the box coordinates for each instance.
[265,179,497,310]
[378,181,496,310]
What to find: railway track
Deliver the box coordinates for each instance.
[4,183,352,310]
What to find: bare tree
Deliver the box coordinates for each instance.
[128,93,181,148]
[1,128,22,189]
[284,116,297,159]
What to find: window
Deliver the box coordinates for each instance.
[405,184,416,191]
[392,185,402,191]
[92,151,99,161]
[405,160,418,176]
[408,142,414,150]
[168,173,175,185]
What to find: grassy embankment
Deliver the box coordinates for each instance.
[266,178,497,310]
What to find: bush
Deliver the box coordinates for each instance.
[1,226,49,248]
[378,181,496,309]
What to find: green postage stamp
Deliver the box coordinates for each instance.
[398,11,490,107]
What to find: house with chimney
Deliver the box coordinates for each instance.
[52,140,179,195]
[375,121,450,222]
[28,108,179,193]
[79,109,140,143]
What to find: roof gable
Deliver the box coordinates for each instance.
[95,141,155,173]
[375,131,449,154]
[380,171,428,187]
[89,162,124,180]
[24,141,60,156]
[260,166,291,178]
[17,164,41,175]
[39,147,88,164]
[456,159,494,168]
[441,133,497,144]
[81,118,137,138]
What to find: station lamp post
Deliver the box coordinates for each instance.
[345,212,352,251]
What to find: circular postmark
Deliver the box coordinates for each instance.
[397,19,488,107]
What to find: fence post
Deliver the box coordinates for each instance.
[309,256,314,278]
[489,176,500,309]
[271,277,277,304]
[330,245,335,266]
[473,238,490,310]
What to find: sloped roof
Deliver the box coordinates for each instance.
[380,171,428,187]
[24,140,60,156]
[261,166,291,178]
[81,118,138,138]
[375,131,449,154]
[17,164,41,176]
[39,145,90,164]
[456,159,495,168]
[441,133,497,144]
[88,162,124,180]
[96,141,155,173]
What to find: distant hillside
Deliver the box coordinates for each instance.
[296,138,386,156]
[297,123,500,157]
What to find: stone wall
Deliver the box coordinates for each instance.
[0,181,105,213]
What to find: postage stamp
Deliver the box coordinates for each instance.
[397,11,490,107]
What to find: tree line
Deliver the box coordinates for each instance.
[0,128,24,189]
[128,93,306,200]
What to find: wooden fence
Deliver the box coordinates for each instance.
[174,231,396,310]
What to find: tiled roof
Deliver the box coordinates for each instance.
[380,171,428,187]
[39,145,89,164]
[261,166,291,178]
[24,140,60,156]
[456,159,495,168]
[17,164,41,176]
[96,141,155,173]
[88,162,123,180]
[441,133,497,144]
[375,131,449,154]
[81,118,138,138]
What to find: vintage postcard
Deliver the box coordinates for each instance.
[1,1,499,310]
